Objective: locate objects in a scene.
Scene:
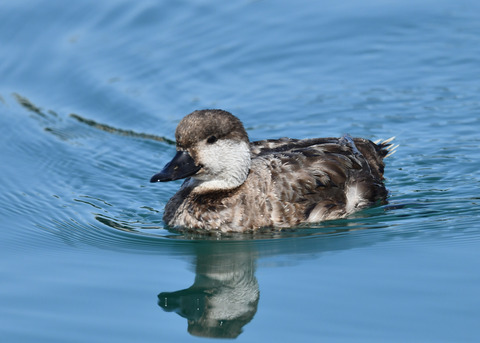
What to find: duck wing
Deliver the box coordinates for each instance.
[251,135,391,223]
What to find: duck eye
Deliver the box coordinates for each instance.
[207,135,217,144]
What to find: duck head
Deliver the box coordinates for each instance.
[150,110,251,192]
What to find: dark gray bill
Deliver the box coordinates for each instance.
[150,150,201,182]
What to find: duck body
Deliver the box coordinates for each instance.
[151,110,394,233]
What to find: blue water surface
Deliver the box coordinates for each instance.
[1,0,480,342]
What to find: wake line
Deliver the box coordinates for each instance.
[12,92,175,145]
[70,113,175,145]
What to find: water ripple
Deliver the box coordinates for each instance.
[5,90,480,259]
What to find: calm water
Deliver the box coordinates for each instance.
[1,0,480,342]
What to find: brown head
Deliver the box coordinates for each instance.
[175,110,249,150]
[151,110,252,193]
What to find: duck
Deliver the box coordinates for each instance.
[150,109,396,233]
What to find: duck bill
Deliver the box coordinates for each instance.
[150,150,201,182]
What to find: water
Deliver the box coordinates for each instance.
[1,0,480,341]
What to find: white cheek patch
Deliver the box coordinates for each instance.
[193,140,251,192]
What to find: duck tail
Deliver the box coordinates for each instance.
[374,137,398,158]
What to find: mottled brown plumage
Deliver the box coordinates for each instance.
[151,109,394,232]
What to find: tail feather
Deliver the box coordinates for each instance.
[374,137,398,157]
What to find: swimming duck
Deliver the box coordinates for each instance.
[150,109,396,232]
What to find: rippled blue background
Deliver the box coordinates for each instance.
[1,0,480,342]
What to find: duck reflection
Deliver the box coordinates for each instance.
[158,243,259,339]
